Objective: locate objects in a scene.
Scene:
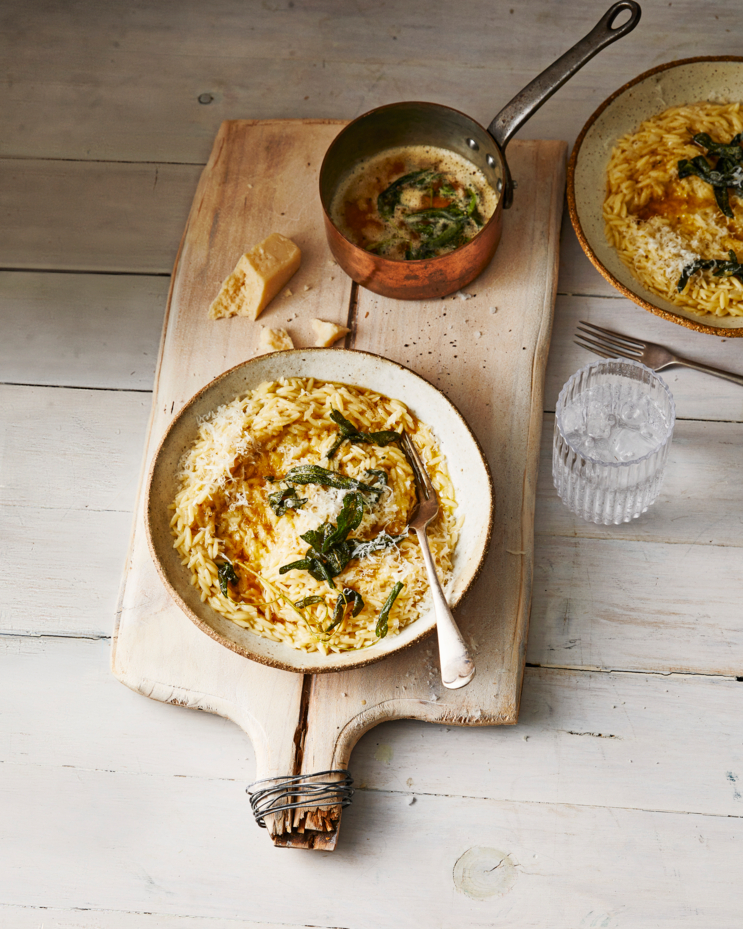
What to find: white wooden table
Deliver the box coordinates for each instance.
[2,2,742,926]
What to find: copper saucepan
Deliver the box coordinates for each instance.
[319,1,641,301]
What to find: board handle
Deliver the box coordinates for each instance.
[247,769,354,848]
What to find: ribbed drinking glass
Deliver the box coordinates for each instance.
[553,359,675,525]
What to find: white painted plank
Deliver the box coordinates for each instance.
[2,0,741,163]
[351,668,743,819]
[0,762,740,927]
[0,272,168,390]
[546,292,743,422]
[4,635,743,820]
[0,160,199,273]
[0,385,150,511]
[529,535,743,676]
[0,384,147,636]
[0,505,132,637]
[537,416,743,547]
[0,635,251,781]
[0,905,302,929]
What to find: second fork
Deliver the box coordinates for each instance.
[575,320,743,387]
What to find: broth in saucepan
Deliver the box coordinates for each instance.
[330,145,498,262]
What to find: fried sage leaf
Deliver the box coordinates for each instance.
[349,531,406,560]
[279,463,384,500]
[321,491,366,551]
[217,560,239,598]
[279,494,406,590]
[343,587,365,618]
[375,582,404,639]
[326,587,365,633]
[268,486,307,516]
[363,468,388,487]
[294,595,326,609]
[326,409,401,460]
[678,249,743,292]
[677,132,743,218]
[693,131,743,159]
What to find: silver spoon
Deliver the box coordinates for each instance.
[402,433,475,689]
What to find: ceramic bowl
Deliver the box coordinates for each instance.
[568,56,743,337]
[145,348,494,675]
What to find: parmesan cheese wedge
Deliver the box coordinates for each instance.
[257,326,294,354]
[208,233,301,320]
[311,318,351,347]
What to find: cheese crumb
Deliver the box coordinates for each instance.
[208,233,301,321]
[311,318,351,347]
[257,326,294,354]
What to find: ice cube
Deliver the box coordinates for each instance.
[586,397,612,439]
[580,435,597,456]
[586,436,615,462]
[609,424,656,462]
[640,421,664,445]
[560,399,586,436]
[620,395,653,428]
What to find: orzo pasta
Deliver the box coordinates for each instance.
[604,102,743,317]
[169,378,459,655]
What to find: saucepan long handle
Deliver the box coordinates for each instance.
[489,1,641,151]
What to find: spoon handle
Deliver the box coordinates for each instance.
[416,527,475,690]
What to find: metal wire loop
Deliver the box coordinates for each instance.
[246,769,354,828]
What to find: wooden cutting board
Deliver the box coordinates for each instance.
[112,119,566,850]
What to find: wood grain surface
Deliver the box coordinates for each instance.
[112,120,566,848]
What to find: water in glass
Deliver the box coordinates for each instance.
[553,359,675,525]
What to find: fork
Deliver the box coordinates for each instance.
[575,321,743,386]
[401,432,475,690]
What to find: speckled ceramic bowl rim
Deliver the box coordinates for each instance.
[144,347,495,675]
[567,56,743,338]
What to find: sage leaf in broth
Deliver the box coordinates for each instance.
[378,169,439,219]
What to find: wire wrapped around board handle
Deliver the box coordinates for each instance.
[247,769,354,828]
